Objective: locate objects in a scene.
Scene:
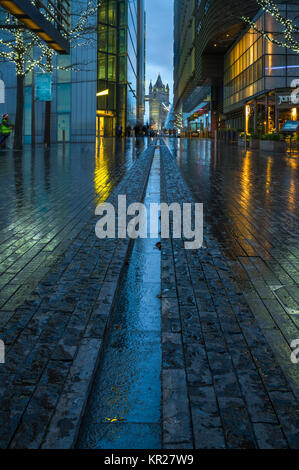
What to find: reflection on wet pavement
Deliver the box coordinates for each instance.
[78,149,162,449]
[0,139,148,312]
[166,139,299,264]
[165,138,299,392]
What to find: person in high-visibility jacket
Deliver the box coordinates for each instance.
[0,114,14,147]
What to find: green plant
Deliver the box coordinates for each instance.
[250,134,260,139]
[260,133,282,141]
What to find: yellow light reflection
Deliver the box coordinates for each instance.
[245,105,250,133]
[288,178,296,212]
[265,157,273,205]
[94,132,113,204]
[291,108,297,120]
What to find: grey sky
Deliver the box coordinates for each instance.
[145,0,173,113]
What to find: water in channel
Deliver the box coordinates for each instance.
[77,148,162,449]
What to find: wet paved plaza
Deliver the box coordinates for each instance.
[0,139,148,314]
[0,137,298,449]
[167,139,299,387]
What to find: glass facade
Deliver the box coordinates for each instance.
[224,5,299,114]
[173,0,196,111]
[97,0,144,136]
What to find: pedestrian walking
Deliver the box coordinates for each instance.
[0,114,14,148]
[116,125,123,138]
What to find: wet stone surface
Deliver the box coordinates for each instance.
[77,148,162,450]
[160,139,299,449]
[0,137,298,449]
[0,139,156,449]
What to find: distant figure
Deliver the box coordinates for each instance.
[126,125,132,137]
[116,125,123,138]
[134,125,140,137]
[0,114,14,148]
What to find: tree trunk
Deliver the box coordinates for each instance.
[13,74,25,150]
[44,100,51,147]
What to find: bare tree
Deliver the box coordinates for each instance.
[0,0,100,149]
[38,0,101,146]
[0,14,43,149]
[242,0,299,53]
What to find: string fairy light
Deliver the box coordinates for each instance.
[242,0,299,53]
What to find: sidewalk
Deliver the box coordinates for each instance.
[160,139,299,449]
[0,140,156,449]
[0,138,298,449]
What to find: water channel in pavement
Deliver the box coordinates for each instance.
[77,148,162,449]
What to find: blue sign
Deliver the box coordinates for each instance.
[281,120,299,133]
[35,73,52,101]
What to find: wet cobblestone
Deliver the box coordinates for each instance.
[0,137,298,449]
[160,139,299,449]
[0,139,156,449]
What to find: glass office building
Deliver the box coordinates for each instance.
[173,0,259,135]
[0,0,146,143]
[224,4,299,132]
[97,0,145,137]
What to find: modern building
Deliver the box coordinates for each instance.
[96,0,145,137]
[224,3,299,134]
[0,0,145,144]
[148,74,170,130]
[173,0,259,135]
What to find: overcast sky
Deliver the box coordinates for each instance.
[144,0,173,118]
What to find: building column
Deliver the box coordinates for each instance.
[265,94,269,134]
[210,78,223,138]
[275,100,279,132]
[254,99,257,134]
